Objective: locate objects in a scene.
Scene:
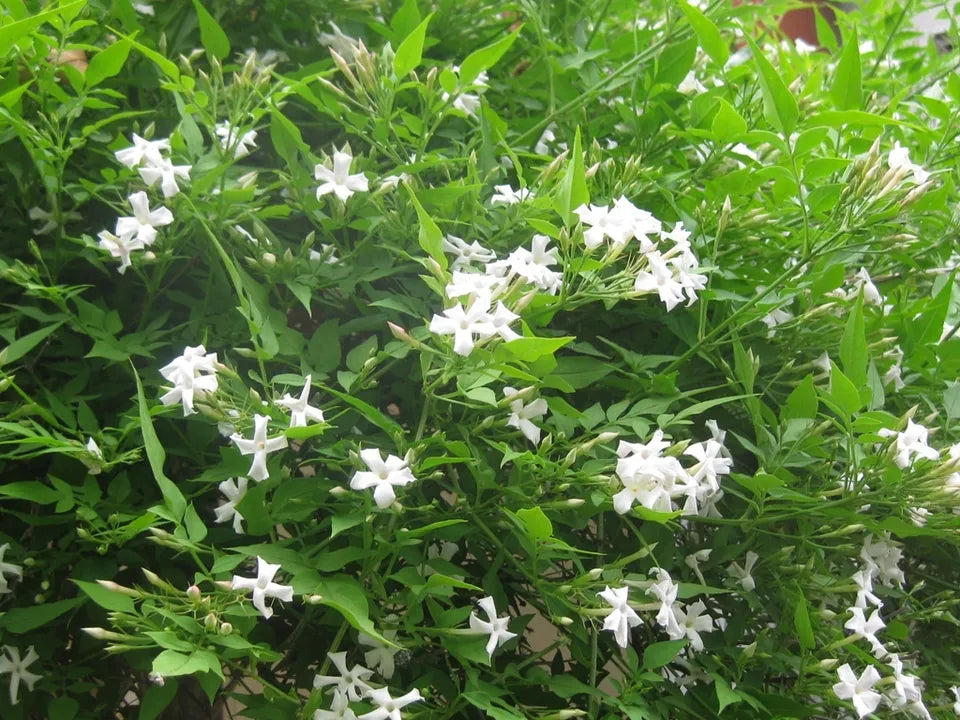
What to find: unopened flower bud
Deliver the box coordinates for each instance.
[330,49,360,89]
[741,641,757,658]
[387,322,421,347]
[186,585,202,601]
[261,252,276,267]
[204,613,218,630]
[143,251,156,262]
[329,485,349,497]
[97,579,140,597]
[237,170,258,188]
[76,528,91,540]
[718,195,732,235]
[40,580,50,591]
[219,622,233,635]
[557,616,574,626]
[215,580,234,591]
[565,498,586,508]
[305,594,325,605]
[587,568,604,580]
[818,658,838,669]
[584,161,601,179]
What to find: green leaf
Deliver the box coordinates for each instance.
[515,507,553,541]
[678,2,728,66]
[132,365,186,521]
[0,321,64,367]
[494,336,574,363]
[0,598,82,633]
[394,13,432,78]
[840,293,867,388]
[711,98,747,143]
[300,576,399,647]
[460,26,522,86]
[85,38,132,87]
[642,639,686,669]
[73,579,135,613]
[138,680,179,720]
[744,34,798,134]
[0,0,85,56]
[827,361,861,419]
[152,649,222,678]
[793,590,815,650]
[405,184,446,269]
[191,0,230,59]
[270,107,308,166]
[0,480,60,504]
[184,503,207,542]
[830,27,861,111]
[806,110,906,128]
[552,127,588,224]
[945,380,960,420]
[715,675,742,713]
[122,33,180,80]
[784,374,819,420]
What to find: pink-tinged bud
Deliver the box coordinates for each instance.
[186,585,202,601]
[387,322,421,348]
[96,579,140,597]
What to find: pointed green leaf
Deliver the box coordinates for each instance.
[460,26,523,86]
[830,27,861,110]
[840,293,867,388]
[711,98,747,143]
[552,127,588,224]
[191,0,230,60]
[744,34,798,134]
[404,184,446,269]
[394,13,432,78]
[132,365,186,520]
[784,374,819,420]
[642,640,686,669]
[678,3,728,66]
[85,38,132,87]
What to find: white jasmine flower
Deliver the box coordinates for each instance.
[469,596,517,659]
[85,437,104,475]
[727,551,758,592]
[490,184,534,205]
[138,158,191,198]
[908,506,929,527]
[315,147,369,202]
[442,235,496,269]
[358,630,399,679]
[314,690,358,720]
[574,203,632,249]
[646,568,682,637]
[231,556,294,619]
[678,70,706,95]
[613,436,687,514]
[276,375,325,428]
[159,364,219,416]
[672,599,714,651]
[115,191,173,246]
[832,663,882,718]
[214,477,248,533]
[114,133,170,168]
[878,420,939,468]
[597,586,642,648]
[350,448,417,508]
[888,141,930,184]
[634,251,688,311]
[496,235,562,294]
[950,685,960,714]
[618,430,671,460]
[445,270,506,300]
[313,652,373,701]
[215,121,258,159]
[852,568,883,609]
[230,414,288,482]
[357,687,423,720]
[887,655,928,717]
[813,351,832,373]
[534,124,557,155]
[422,541,459,577]
[0,645,42,705]
[504,386,548,445]
[429,294,496,356]
[379,173,410,191]
[860,533,905,588]
[160,344,219,380]
[97,229,143,274]
[613,197,662,249]
[761,307,794,333]
[28,206,56,234]
[488,302,520,342]
[0,544,23,595]
[310,244,339,264]
[844,607,887,657]
[853,267,882,306]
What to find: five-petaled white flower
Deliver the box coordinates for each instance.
[671,600,714,652]
[442,234,497,269]
[0,645,42,705]
[216,121,258,159]
[231,414,288,482]
[313,651,373,701]
[276,375,325,428]
[878,420,939,469]
[832,663,882,719]
[0,544,23,595]
[574,203,632,249]
[504,386,549,445]
[114,133,170,168]
[469,596,517,659]
[597,586,642,648]
[97,229,144,274]
[350,448,417,508]
[357,687,423,720]
[139,158,191,198]
[115,191,174,246]
[359,629,400,679]
[314,689,359,720]
[727,551,759,592]
[490,184,534,205]
[231,556,295,619]
[214,477,248,534]
[316,147,369,202]
[844,606,886,657]
[159,345,219,416]
[429,294,496,356]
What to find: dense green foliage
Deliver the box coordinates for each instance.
[1,0,960,718]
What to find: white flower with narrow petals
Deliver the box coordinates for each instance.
[504,386,548,445]
[214,477,248,533]
[0,545,23,595]
[357,687,423,720]
[832,663,882,718]
[844,606,886,657]
[313,652,373,701]
[469,596,517,659]
[84,437,104,475]
[852,568,882,609]
[574,203,632,249]
[490,184,534,205]
[114,133,170,168]
[350,448,417,508]
[230,414,288,482]
[139,158,191,198]
[315,147,368,202]
[276,375,325,428]
[215,121,258,159]
[97,229,144,274]
[950,685,960,714]
[358,630,399,679]
[671,599,714,651]
[727,551,758,592]
[115,191,173,246]
[429,294,496,356]
[442,234,496,268]
[231,556,294,619]
[888,141,930,184]
[0,645,42,705]
[878,420,939,468]
[489,302,520,342]
[597,586,641,648]
[159,365,219,416]
[314,690,358,720]
[445,270,505,300]
[646,568,682,638]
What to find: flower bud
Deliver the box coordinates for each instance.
[261,252,276,267]
[237,171,259,189]
[329,485,349,497]
[97,579,140,597]
[587,568,603,580]
[584,161,601,179]
[219,622,233,635]
[565,498,586,508]
[387,322,421,348]
[185,585,202,602]
[204,613,218,630]
[305,594,325,605]
[818,658,838,669]
[330,49,360,89]
[215,580,234,591]
[556,616,574,626]
[740,641,757,658]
